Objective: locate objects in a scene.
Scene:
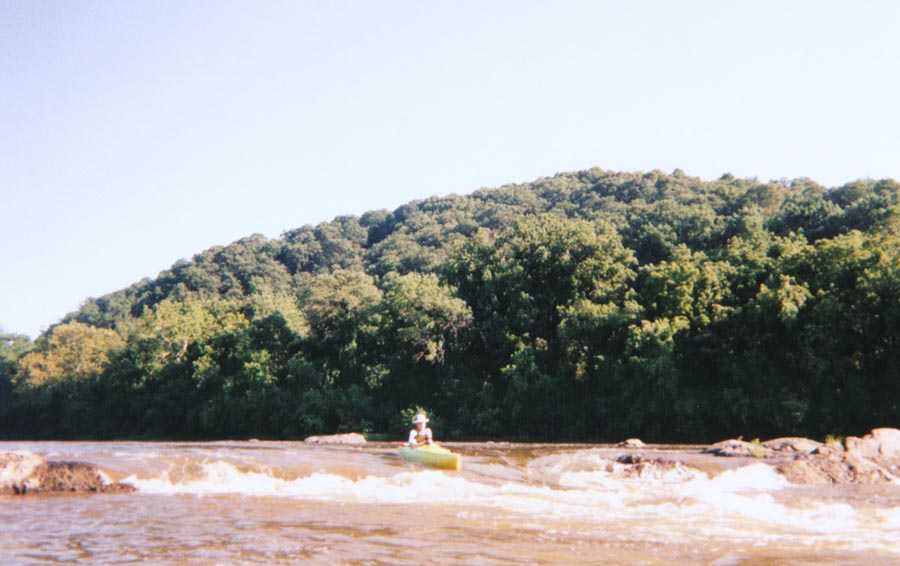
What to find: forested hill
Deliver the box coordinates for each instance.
[3,168,899,442]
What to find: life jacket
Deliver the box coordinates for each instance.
[409,427,432,445]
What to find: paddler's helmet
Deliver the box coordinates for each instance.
[413,414,429,424]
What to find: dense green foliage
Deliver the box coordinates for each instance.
[3,169,899,442]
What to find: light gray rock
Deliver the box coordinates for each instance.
[762,437,824,454]
[844,428,900,460]
[702,439,770,458]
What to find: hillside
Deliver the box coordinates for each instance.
[2,168,899,441]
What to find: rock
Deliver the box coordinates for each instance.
[702,439,770,458]
[1,451,135,495]
[303,433,367,445]
[33,461,121,493]
[777,453,898,485]
[762,437,823,454]
[616,454,647,465]
[812,442,845,457]
[844,428,900,460]
[618,438,646,448]
[770,428,900,485]
[1,451,45,494]
[615,454,698,481]
[101,482,137,494]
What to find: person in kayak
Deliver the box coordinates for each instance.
[407,414,433,446]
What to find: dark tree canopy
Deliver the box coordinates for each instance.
[3,169,899,442]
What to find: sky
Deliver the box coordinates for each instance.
[2,1,899,339]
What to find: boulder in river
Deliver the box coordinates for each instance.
[776,452,898,485]
[768,428,900,485]
[1,451,135,495]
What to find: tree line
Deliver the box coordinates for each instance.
[2,169,898,442]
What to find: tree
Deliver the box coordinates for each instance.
[0,332,32,435]
[298,267,384,432]
[380,272,472,365]
[447,214,637,437]
[16,322,124,389]
[13,322,124,437]
[10,168,900,442]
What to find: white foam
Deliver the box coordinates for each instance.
[125,461,493,504]
[707,463,790,491]
[121,457,893,549]
[876,507,900,530]
[666,465,869,535]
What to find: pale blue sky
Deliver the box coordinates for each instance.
[2,1,899,338]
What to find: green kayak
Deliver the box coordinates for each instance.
[398,443,462,471]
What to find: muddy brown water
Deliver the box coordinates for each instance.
[2,441,898,565]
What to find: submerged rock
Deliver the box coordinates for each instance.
[303,433,367,445]
[1,451,135,495]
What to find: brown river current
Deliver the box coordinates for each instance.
[2,441,899,565]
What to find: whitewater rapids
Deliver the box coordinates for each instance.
[1,440,898,565]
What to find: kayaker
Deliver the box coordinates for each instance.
[407,414,433,446]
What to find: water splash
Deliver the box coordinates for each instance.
[6,441,900,563]
[120,457,891,546]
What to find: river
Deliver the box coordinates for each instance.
[2,440,899,565]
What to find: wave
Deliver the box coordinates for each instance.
[125,461,495,503]
[121,458,898,548]
[7,440,900,556]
